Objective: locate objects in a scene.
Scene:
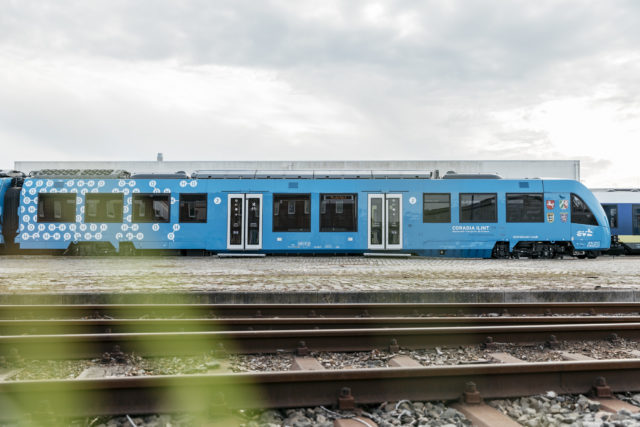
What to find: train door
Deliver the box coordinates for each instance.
[227,194,262,250]
[367,194,402,250]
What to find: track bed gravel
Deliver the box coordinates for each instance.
[0,255,638,293]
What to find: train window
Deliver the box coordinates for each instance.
[320,194,357,232]
[132,194,170,223]
[273,194,311,232]
[602,204,618,228]
[571,193,598,226]
[423,193,450,223]
[179,194,207,223]
[506,193,543,223]
[459,193,497,223]
[37,194,76,223]
[85,194,123,223]
[633,205,640,235]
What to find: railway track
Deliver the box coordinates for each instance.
[1,360,639,421]
[1,302,640,423]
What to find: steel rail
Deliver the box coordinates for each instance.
[1,360,640,420]
[1,302,640,320]
[2,316,640,335]
[1,323,639,359]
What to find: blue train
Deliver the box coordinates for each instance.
[0,169,610,258]
[592,189,640,254]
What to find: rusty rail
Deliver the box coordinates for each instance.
[1,322,639,359]
[2,315,640,335]
[1,302,640,320]
[1,360,640,420]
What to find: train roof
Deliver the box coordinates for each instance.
[591,188,640,204]
[191,169,434,179]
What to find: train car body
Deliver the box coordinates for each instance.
[8,171,610,258]
[593,189,640,254]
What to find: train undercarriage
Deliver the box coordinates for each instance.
[492,241,600,259]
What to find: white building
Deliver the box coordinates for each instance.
[15,159,580,180]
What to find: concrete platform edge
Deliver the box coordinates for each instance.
[0,290,638,304]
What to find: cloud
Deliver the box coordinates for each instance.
[1,1,640,186]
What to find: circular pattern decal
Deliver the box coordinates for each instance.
[214,197,221,205]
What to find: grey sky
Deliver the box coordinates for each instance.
[1,1,639,186]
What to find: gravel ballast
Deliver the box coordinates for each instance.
[490,393,640,426]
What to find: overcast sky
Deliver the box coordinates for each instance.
[1,1,639,187]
